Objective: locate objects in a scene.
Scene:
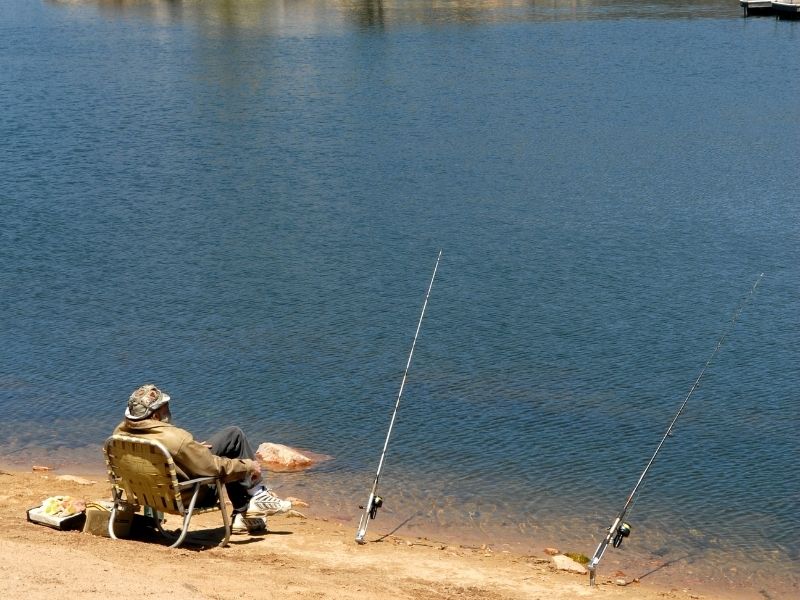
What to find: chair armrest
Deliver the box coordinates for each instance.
[177,476,221,490]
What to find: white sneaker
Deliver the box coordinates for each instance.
[232,513,267,534]
[246,488,291,517]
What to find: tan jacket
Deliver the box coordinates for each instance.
[113,419,255,483]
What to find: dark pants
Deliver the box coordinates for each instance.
[206,426,260,513]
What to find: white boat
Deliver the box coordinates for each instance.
[772,0,800,18]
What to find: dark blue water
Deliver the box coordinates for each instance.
[2,1,798,596]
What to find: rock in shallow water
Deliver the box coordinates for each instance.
[256,442,315,471]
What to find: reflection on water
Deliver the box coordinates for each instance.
[49,0,740,31]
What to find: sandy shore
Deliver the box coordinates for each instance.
[0,467,766,600]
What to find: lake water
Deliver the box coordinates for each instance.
[1,1,798,597]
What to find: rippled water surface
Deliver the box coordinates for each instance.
[2,1,798,597]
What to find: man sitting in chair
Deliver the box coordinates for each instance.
[114,383,290,534]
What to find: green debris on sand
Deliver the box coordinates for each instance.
[564,552,589,565]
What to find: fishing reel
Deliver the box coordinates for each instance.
[612,522,632,548]
[359,495,383,519]
[370,496,383,519]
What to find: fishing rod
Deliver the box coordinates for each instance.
[355,249,442,545]
[587,273,763,586]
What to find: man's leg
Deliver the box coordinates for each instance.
[206,426,260,512]
[206,425,256,460]
[206,426,290,531]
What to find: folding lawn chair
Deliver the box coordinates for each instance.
[103,434,231,548]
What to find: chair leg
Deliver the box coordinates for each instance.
[169,513,193,548]
[113,480,229,549]
[168,483,204,548]
[216,484,231,547]
[108,488,122,540]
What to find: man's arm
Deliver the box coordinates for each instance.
[175,436,256,483]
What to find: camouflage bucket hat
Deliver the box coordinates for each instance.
[125,384,171,421]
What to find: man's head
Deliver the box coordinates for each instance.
[125,384,171,422]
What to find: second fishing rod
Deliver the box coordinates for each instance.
[355,250,442,545]
[587,273,764,585]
